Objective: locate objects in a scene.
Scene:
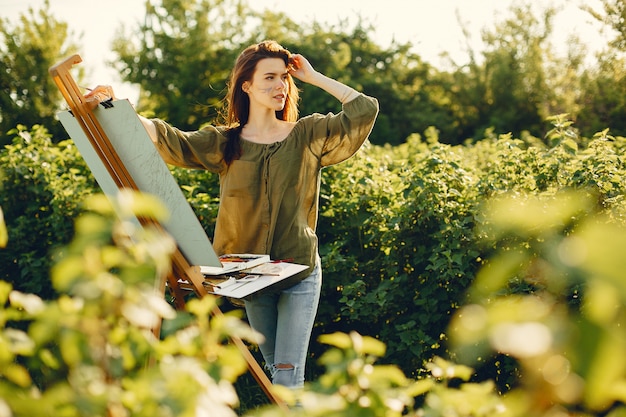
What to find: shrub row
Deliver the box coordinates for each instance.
[1,119,625,385]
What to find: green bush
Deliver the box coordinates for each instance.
[3,119,626,409]
[170,167,220,237]
[316,120,626,380]
[448,190,626,416]
[317,135,481,373]
[0,125,219,300]
[2,134,626,415]
[0,125,96,298]
[0,191,255,416]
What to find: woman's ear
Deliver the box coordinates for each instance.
[242,81,250,93]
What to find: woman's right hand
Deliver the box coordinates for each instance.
[83,84,157,143]
[84,85,116,110]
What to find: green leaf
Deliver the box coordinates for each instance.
[0,206,7,248]
[0,281,12,305]
[562,138,579,154]
[9,291,45,315]
[319,332,353,350]
[3,363,32,387]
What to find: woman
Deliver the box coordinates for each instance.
[88,40,378,388]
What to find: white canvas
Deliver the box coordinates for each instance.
[57,99,222,269]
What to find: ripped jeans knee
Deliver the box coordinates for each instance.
[268,362,300,387]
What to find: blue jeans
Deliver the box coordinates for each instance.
[244,259,322,388]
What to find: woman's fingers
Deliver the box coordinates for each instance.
[84,85,116,110]
[289,54,315,82]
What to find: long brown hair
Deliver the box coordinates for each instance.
[224,40,300,165]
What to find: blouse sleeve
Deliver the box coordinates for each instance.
[151,119,227,173]
[300,93,379,167]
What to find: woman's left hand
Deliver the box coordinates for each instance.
[288,54,318,83]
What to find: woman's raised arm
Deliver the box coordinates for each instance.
[288,54,360,104]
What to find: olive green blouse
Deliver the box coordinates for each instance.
[152,93,379,282]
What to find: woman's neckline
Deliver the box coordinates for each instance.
[239,120,299,145]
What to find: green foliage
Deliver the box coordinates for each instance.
[446,4,575,142]
[110,0,626,146]
[316,116,626,382]
[251,331,432,417]
[4,112,626,414]
[0,191,254,417]
[112,0,255,129]
[170,166,220,236]
[0,125,221,300]
[577,52,626,136]
[3,0,626,149]
[448,190,626,416]
[5,177,626,417]
[0,0,81,145]
[3,169,626,417]
[113,0,457,145]
[418,357,508,417]
[0,206,7,248]
[107,0,626,145]
[0,125,96,298]
[317,136,481,374]
[586,0,626,51]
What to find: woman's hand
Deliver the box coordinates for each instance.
[82,84,157,142]
[289,54,359,104]
[84,85,116,110]
[288,54,319,84]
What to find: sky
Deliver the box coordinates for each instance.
[1,0,611,103]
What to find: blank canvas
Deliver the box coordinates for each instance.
[57,99,222,268]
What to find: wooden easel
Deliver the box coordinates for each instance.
[49,54,285,409]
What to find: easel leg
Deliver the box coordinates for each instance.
[209,305,287,408]
[169,262,287,410]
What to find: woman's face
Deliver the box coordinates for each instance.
[243,57,290,112]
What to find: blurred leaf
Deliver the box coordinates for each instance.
[583,279,621,324]
[9,291,45,315]
[470,250,528,300]
[369,365,408,387]
[0,206,7,248]
[576,219,626,296]
[116,189,171,223]
[59,330,83,367]
[3,328,35,356]
[50,256,85,292]
[426,357,474,381]
[0,281,12,305]
[319,332,353,351]
[481,191,590,237]
[584,329,626,411]
[3,363,32,387]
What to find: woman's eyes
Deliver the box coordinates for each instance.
[265,75,289,81]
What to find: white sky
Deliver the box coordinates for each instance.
[0,0,611,103]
